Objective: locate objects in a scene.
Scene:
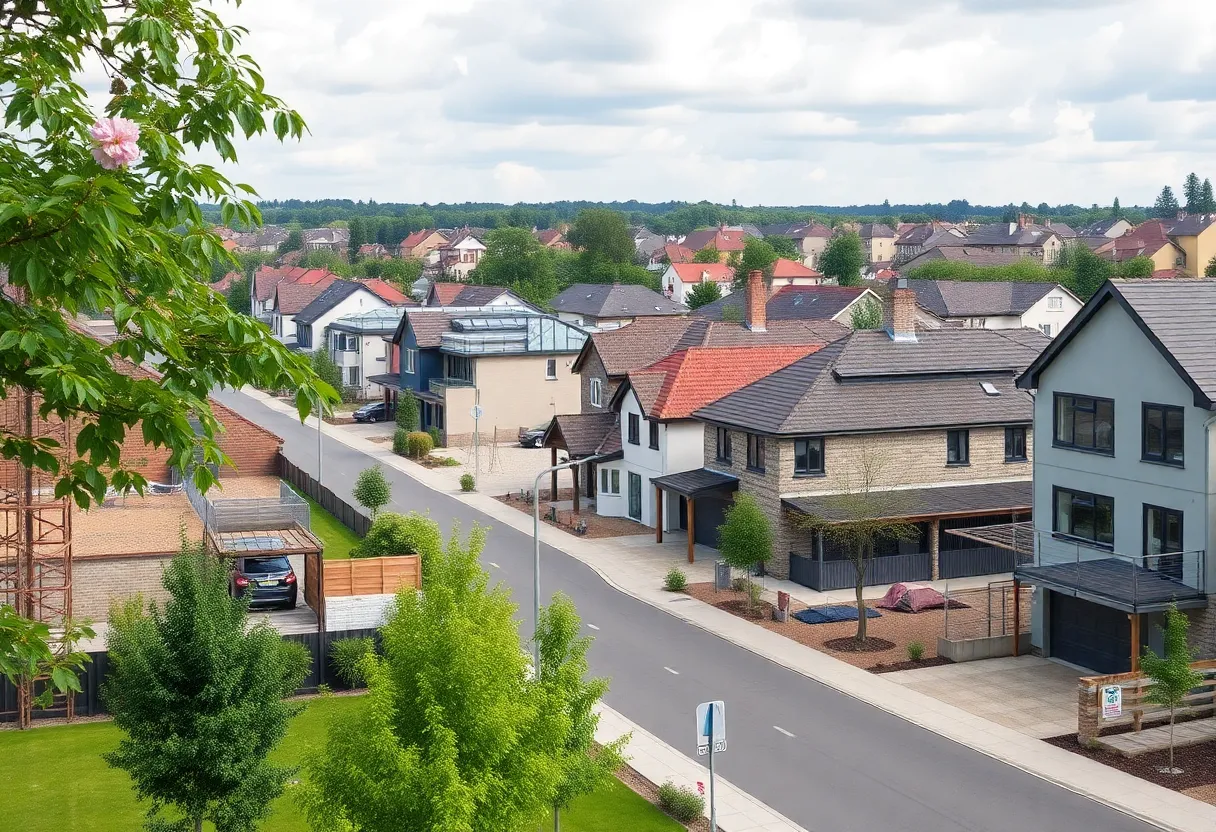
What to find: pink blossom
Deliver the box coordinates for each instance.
[89,117,141,170]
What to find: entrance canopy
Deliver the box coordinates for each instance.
[542,412,621,460]
[651,468,739,499]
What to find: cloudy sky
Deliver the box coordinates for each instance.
[213,0,1216,207]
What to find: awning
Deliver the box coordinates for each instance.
[1016,559,1207,614]
[651,469,739,499]
[367,373,401,391]
[543,412,618,458]
[782,480,1032,523]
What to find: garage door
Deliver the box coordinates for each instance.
[693,497,729,550]
[1049,592,1129,674]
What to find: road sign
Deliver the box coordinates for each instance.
[696,700,726,755]
[1102,685,1122,718]
[470,405,484,420]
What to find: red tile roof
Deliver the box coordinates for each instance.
[771,258,820,279]
[401,229,434,249]
[682,227,746,253]
[428,282,465,305]
[1111,221,1177,261]
[275,275,338,314]
[670,263,734,284]
[535,229,564,246]
[211,271,239,293]
[664,243,695,264]
[360,278,413,305]
[630,345,822,420]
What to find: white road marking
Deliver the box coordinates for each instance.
[774,725,796,738]
[664,666,680,675]
[488,562,500,568]
[587,624,600,630]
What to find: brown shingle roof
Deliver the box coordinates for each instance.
[543,412,617,457]
[275,275,337,314]
[405,309,455,347]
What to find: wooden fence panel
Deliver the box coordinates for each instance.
[323,556,420,597]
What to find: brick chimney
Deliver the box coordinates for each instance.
[1018,213,1032,229]
[887,277,917,342]
[745,269,767,332]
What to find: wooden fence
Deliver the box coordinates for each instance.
[280,455,373,537]
[324,555,421,597]
[1078,660,1216,743]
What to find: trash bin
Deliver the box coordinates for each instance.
[714,561,731,591]
[772,590,790,622]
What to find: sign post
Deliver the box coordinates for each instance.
[470,397,483,487]
[696,700,726,832]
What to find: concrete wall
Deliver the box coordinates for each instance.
[443,353,580,440]
[325,594,396,631]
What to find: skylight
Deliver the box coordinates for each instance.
[980,382,1001,396]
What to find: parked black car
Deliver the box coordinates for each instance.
[518,423,548,448]
[231,556,298,609]
[352,401,394,423]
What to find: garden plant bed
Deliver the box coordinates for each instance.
[615,761,711,831]
[683,582,977,671]
[1045,734,1216,801]
[823,636,896,653]
[495,490,650,538]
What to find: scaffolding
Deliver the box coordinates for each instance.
[0,387,74,728]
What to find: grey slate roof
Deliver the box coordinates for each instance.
[858,223,895,239]
[543,412,618,457]
[293,280,365,326]
[939,224,1059,247]
[549,283,687,319]
[907,280,1063,319]
[783,480,1032,522]
[651,468,739,498]
[1076,218,1125,237]
[692,286,866,322]
[1165,214,1216,236]
[695,328,1047,435]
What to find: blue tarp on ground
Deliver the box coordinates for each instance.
[793,605,881,625]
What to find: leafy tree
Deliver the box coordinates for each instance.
[352,465,392,518]
[567,208,634,264]
[104,544,310,832]
[225,275,252,315]
[1110,197,1122,219]
[820,232,866,286]
[1054,242,1111,299]
[1183,172,1203,212]
[717,494,772,611]
[732,237,777,289]
[293,249,352,276]
[1202,179,1216,213]
[1114,256,1154,279]
[396,392,420,431]
[849,297,882,330]
[352,511,444,561]
[280,229,303,254]
[1153,186,1181,219]
[692,245,720,264]
[347,216,368,261]
[1140,605,1203,775]
[0,605,94,728]
[794,449,918,643]
[310,349,343,393]
[766,235,800,260]
[302,525,623,832]
[0,0,329,509]
[685,280,723,310]
[473,226,558,305]
[1206,255,1216,278]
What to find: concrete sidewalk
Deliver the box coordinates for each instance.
[247,388,1216,832]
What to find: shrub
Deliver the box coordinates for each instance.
[427,426,442,448]
[664,568,687,592]
[730,576,748,593]
[351,512,444,563]
[395,392,419,431]
[406,431,433,459]
[438,456,460,467]
[460,474,476,492]
[746,580,763,608]
[907,641,925,662]
[657,782,704,823]
[392,428,409,455]
[340,386,360,404]
[352,465,391,517]
[331,637,374,688]
[718,494,772,575]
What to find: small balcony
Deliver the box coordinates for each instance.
[334,350,360,368]
[428,377,475,395]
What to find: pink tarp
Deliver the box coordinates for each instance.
[876,582,948,613]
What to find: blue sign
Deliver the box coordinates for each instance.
[696,700,726,754]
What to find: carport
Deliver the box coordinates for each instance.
[650,469,738,562]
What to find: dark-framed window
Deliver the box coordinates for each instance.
[715,427,732,463]
[794,437,824,476]
[1053,487,1114,547]
[648,420,659,450]
[946,429,969,465]
[746,433,765,472]
[627,413,640,445]
[545,358,557,380]
[1054,393,1114,454]
[1144,504,1184,579]
[1005,426,1027,462]
[1142,403,1184,466]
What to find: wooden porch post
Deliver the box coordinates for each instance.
[1130,613,1141,672]
[1012,579,1021,657]
[687,497,696,563]
[572,465,580,515]
[929,518,941,581]
[655,484,663,543]
[550,447,558,500]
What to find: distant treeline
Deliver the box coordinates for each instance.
[201,198,1147,240]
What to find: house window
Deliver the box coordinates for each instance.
[1142,403,1184,466]
[648,420,659,450]
[346,366,361,387]
[1054,393,1114,454]
[746,433,765,472]
[793,437,824,476]
[446,355,474,383]
[1047,296,1063,310]
[589,378,602,408]
[1038,323,1052,337]
[1145,504,1184,578]
[600,468,621,495]
[611,469,620,494]
[403,348,417,374]
[627,413,640,445]
[1054,487,1114,547]
[546,358,557,380]
[715,427,732,463]
[946,429,969,465]
[297,325,311,349]
[1004,427,1027,462]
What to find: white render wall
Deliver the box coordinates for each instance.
[325,594,397,631]
[659,265,733,306]
[306,288,390,352]
[1018,287,1083,337]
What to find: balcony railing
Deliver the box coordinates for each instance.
[428,377,475,395]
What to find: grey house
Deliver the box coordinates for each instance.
[1015,279,1216,673]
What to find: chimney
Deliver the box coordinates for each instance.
[1008,222,1017,236]
[1018,213,1032,229]
[887,277,917,342]
[1178,209,1188,221]
[745,269,767,332]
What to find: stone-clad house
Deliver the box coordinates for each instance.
[682,283,1049,588]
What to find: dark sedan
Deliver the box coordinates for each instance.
[231,556,298,609]
[352,401,395,423]
[518,423,548,448]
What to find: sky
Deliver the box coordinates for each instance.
[209,0,1216,207]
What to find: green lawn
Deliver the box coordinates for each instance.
[286,484,361,560]
[0,696,680,832]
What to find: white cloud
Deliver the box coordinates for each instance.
[197,0,1216,206]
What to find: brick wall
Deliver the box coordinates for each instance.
[1186,601,1216,659]
[579,349,617,414]
[73,555,175,620]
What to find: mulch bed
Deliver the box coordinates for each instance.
[823,636,896,653]
[1045,734,1216,797]
[495,492,649,538]
[871,656,954,674]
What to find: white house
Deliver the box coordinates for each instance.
[438,232,487,281]
[327,308,407,400]
[660,262,734,305]
[293,280,394,387]
[549,283,687,332]
[907,280,1083,338]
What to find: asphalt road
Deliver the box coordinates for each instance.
[213,388,1159,832]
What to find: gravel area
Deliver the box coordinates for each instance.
[683,581,989,671]
[1045,734,1216,797]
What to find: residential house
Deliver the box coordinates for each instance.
[770,257,826,287]
[660,243,696,267]
[1077,218,1134,239]
[899,246,1025,273]
[424,282,531,309]
[660,262,735,305]
[381,308,586,443]
[935,216,1064,264]
[357,243,392,260]
[360,278,412,306]
[254,266,340,329]
[692,284,880,326]
[302,227,350,253]
[1044,220,1078,239]
[293,280,395,370]
[269,272,339,344]
[680,226,746,262]
[759,222,834,268]
[327,308,408,401]
[549,283,687,330]
[904,280,1083,337]
[633,228,668,264]
[231,226,289,253]
[858,223,897,264]
[685,283,1048,586]
[534,228,568,249]
[1105,221,1186,274]
[399,229,449,261]
[894,223,966,266]
[1015,279,1216,672]
[435,231,487,281]
[1164,214,1216,276]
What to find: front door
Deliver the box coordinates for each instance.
[628,473,642,521]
